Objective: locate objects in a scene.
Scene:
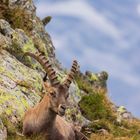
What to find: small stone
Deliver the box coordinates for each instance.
[97,129,109,135]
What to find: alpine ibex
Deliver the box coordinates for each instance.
[23,52,88,140]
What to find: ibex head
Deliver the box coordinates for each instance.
[44,84,68,116]
[24,52,78,116]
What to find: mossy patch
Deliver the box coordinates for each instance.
[85,119,140,139]
[75,75,93,94]
[79,93,112,120]
[33,38,48,56]
[0,2,33,35]
[23,39,36,53]
[80,93,140,139]
[0,90,28,118]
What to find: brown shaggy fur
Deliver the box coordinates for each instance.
[23,85,85,140]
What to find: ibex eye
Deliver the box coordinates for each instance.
[66,93,69,99]
[50,91,57,98]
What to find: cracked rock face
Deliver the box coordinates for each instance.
[0,50,42,138]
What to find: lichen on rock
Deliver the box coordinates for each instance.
[0,50,42,138]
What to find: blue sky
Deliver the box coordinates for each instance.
[34,0,140,117]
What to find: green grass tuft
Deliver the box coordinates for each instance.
[79,93,111,120]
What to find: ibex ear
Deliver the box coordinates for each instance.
[44,82,50,88]
[44,82,51,92]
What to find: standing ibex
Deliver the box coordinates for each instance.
[23,52,88,140]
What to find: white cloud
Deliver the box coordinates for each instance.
[137,4,140,15]
[126,92,140,117]
[50,28,139,88]
[36,0,132,50]
[79,47,140,87]
[52,33,140,87]
[47,19,139,88]
[36,0,122,40]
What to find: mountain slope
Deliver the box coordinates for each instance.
[0,0,140,140]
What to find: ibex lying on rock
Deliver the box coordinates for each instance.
[23,52,88,140]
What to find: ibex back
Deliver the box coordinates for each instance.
[23,52,87,140]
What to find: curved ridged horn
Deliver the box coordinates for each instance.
[24,52,60,87]
[63,60,78,89]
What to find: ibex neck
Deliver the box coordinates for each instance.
[37,95,57,133]
[45,109,56,131]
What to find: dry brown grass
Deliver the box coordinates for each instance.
[89,133,133,140]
